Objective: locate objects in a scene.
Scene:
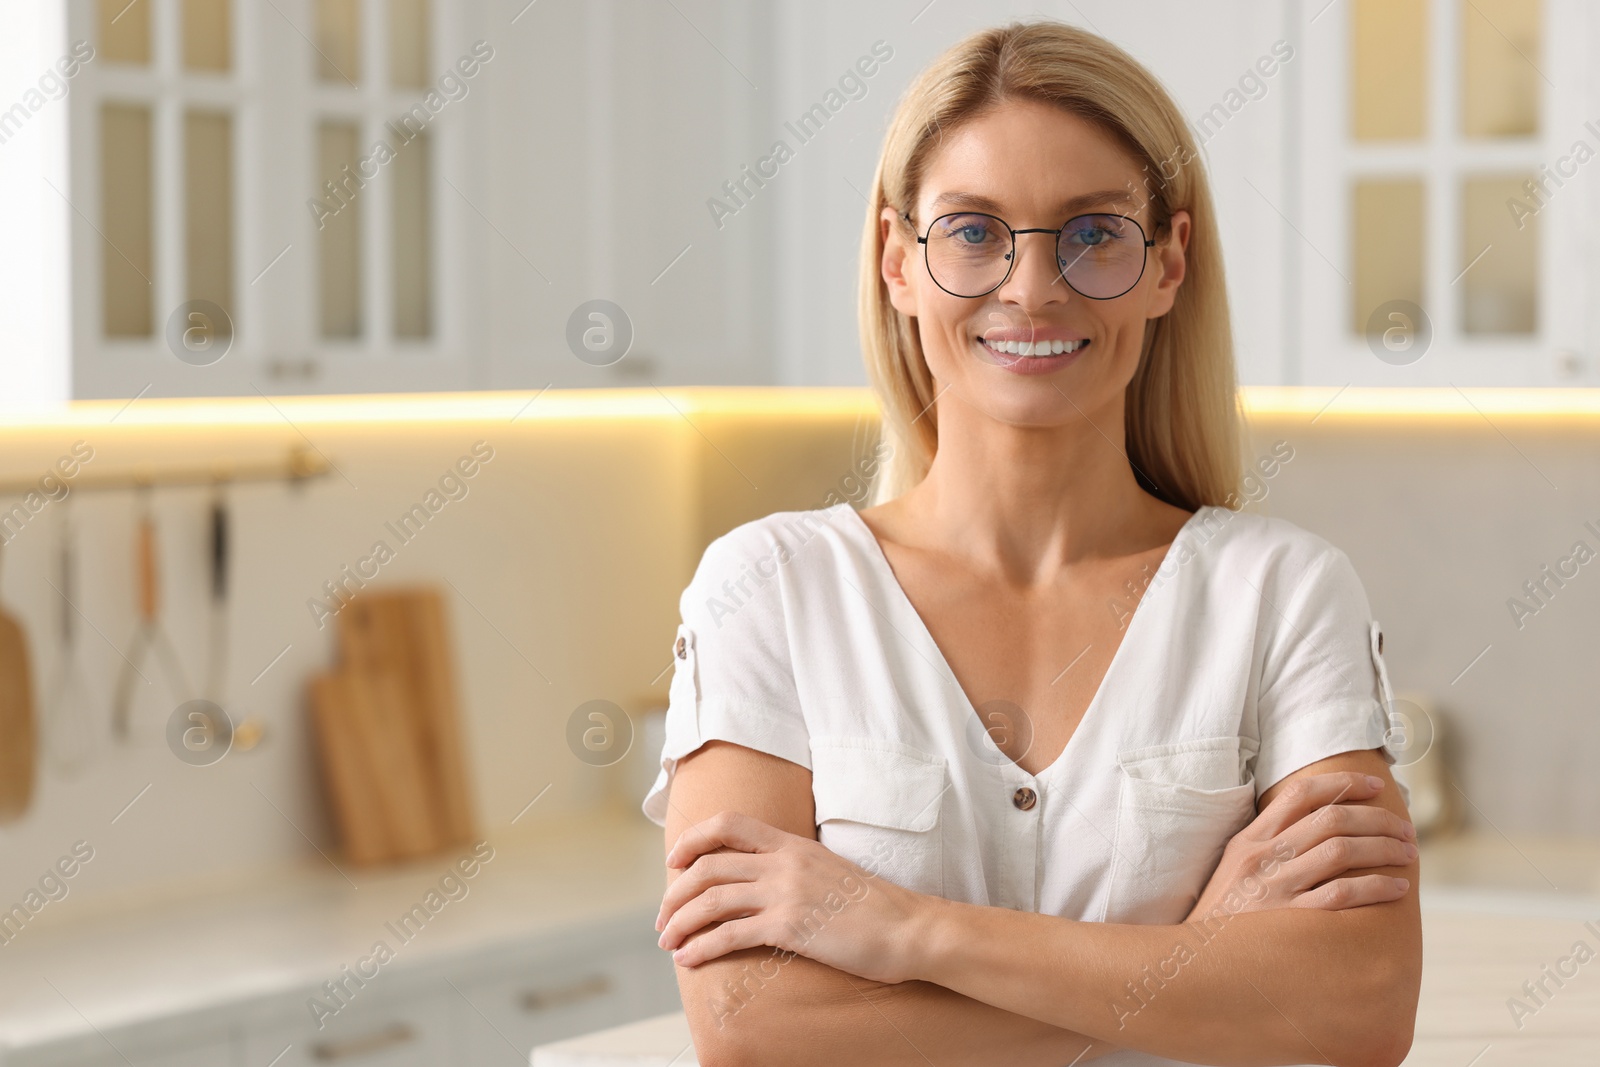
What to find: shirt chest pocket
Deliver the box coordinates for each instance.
[810,739,947,898]
[1104,736,1258,925]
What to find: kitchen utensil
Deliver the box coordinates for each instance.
[308,667,444,864]
[45,504,97,775]
[308,671,392,866]
[202,487,264,752]
[0,537,38,822]
[338,587,475,843]
[205,489,227,701]
[112,488,192,742]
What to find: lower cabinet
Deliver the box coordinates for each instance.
[2,912,681,1067]
[457,946,678,1067]
[244,992,453,1067]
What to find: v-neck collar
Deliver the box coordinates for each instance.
[835,501,1211,783]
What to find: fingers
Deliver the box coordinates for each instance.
[659,881,762,951]
[670,917,765,969]
[1288,873,1411,911]
[1278,835,1418,894]
[665,810,790,869]
[1253,772,1388,839]
[1279,801,1416,860]
[656,852,759,930]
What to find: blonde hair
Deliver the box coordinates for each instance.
[860,19,1241,511]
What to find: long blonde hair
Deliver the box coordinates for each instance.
[860,19,1241,511]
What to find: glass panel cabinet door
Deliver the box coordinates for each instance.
[1297,0,1587,386]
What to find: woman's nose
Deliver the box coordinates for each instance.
[999,232,1071,304]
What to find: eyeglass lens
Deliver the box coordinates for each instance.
[923,213,1148,299]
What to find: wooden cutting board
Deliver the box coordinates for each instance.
[0,608,35,823]
[308,667,449,865]
[307,672,389,866]
[308,584,476,865]
[338,588,475,844]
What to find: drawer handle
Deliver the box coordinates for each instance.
[520,974,612,1012]
[309,1022,416,1061]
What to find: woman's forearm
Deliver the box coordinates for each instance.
[678,946,1114,1067]
[909,898,1420,1067]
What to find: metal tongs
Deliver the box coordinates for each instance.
[112,487,192,742]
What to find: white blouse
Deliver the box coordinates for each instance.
[643,502,1403,1062]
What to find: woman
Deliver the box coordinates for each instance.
[644,19,1420,1067]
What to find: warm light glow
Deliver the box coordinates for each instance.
[0,387,881,430]
[1240,386,1600,421]
[1,386,1597,433]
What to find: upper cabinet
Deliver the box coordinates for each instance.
[70,0,490,398]
[1296,0,1594,385]
[58,0,1599,399]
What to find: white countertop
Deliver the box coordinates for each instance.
[0,811,668,1049]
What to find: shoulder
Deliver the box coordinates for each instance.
[691,503,858,581]
[1184,505,1357,583]
[1173,506,1373,623]
[681,504,858,622]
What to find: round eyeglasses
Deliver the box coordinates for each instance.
[904,210,1157,300]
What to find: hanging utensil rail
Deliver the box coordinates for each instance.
[0,445,331,495]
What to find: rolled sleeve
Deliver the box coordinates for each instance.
[1250,547,1408,805]
[642,527,810,826]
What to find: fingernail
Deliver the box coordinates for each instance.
[1366,775,1384,789]
[672,949,687,964]
[1392,877,1409,892]
[1403,843,1418,860]
[1402,821,1416,839]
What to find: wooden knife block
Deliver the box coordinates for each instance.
[308,587,476,866]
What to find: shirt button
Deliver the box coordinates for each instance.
[1012,786,1037,811]
[674,636,687,659]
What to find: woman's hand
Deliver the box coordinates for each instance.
[655,810,934,983]
[1185,770,1416,922]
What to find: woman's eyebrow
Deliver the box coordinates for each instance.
[928,188,1138,216]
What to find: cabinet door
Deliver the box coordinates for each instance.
[244,991,449,1067]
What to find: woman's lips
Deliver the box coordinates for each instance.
[974,336,1090,375]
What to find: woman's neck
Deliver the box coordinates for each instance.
[895,391,1180,583]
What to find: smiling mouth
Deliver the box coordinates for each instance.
[977,337,1090,358]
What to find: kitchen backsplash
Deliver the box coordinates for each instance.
[0,388,1595,914]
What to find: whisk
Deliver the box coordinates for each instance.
[112,487,192,742]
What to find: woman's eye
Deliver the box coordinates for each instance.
[936,215,999,246]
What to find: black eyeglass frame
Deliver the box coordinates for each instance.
[900,209,1159,300]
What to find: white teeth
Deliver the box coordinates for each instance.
[980,338,1086,356]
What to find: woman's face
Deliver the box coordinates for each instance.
[881,98,1191,428]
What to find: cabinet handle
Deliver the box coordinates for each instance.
[309,1022,416,1061]
[520,974,612,1012]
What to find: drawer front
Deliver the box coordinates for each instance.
[457,944,676,1065]
[245,992,449,1067]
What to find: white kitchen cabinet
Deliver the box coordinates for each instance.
[243,991,451,1067]
[456,945,679,1067]
[0,915,679,1067]
[1,1028,238,1067]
